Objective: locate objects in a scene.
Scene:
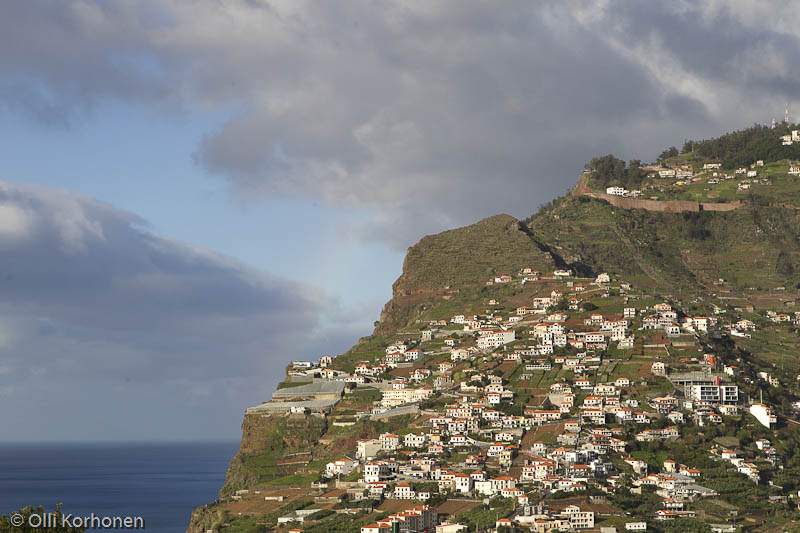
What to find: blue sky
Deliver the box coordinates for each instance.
[2,0,800,442]
[0,102,402,306]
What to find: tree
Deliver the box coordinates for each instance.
[658,146,679,161]
[685,123,800,168]
[552,297,569,312]
[588,154,626,188]
[626,159,644,188]
[587,155,647,190]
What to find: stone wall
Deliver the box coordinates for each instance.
[582,192,741,213]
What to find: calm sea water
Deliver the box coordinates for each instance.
[0,441,239,533]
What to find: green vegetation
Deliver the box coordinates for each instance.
[215,499,314,532]
[587,154,647,190]
[683,123,800,168]
[528,195,800,292]
[298,513,375,533]
[391,214,555,296]
[276,380,310,389]
[658,146,679,162]
[452,498,515,531]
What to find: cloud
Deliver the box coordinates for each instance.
[2,0,800,249]
[0,180,367,440]
[0,202,35,241]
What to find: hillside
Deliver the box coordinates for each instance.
[374,214,557,336]
[189,124,800,533]
[584,123,800,207]
[391,214,556,295]
[530,196,800,294]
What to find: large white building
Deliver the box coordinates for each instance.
[563,506,595,529]
[363,462,394,483]
[381,387,434,407]
[476,329,515,349]
[750,403,777,429]
[357,439,382,460]
[687,384,738,404]
[606,186,628,196]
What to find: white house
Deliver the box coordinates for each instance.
[454,473,472,493]
[380,433,400,451]
[326,458,357,477]
[404,433,427,448]
[357,439,382,460]
[595,272,611,283]
[393,483,416,499]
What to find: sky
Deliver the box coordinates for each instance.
[2,0,800,442]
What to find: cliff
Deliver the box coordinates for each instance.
[375,213,556,334]
[189,190,800,531]
[189,143,800,531]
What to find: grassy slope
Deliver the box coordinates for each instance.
[370,213,557,336]
[392,214,556,295]
[529,195,800,293]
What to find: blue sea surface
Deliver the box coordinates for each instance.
[0,441,239,532]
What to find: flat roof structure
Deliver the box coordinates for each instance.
[246,399,339,414]
[271,381,346,401]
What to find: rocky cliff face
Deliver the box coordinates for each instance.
[187,412,328,532]
[391,214,555,296]
[375,213,556,334]
[221,413,328,498]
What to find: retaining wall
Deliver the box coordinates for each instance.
[582,192,741,213]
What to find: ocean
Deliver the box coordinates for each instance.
[0,441,239,532]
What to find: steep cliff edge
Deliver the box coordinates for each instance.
[188,413,329,532]
[390,214,554,296]
[219,413,329,498]
[375,214,556,335]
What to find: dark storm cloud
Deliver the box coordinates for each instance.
[0,181,364,439]
[2,0,800,248]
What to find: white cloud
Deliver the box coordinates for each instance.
[0,179,370,440]
[0,203,34,241]
[13,1,793,245]
[5,1,800,246]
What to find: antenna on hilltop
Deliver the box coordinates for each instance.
[771,118,776,129]
[786,102,790,124]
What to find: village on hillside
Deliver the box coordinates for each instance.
[598,158,782,202]
[222,264,800,533]
[582,124,800,208]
